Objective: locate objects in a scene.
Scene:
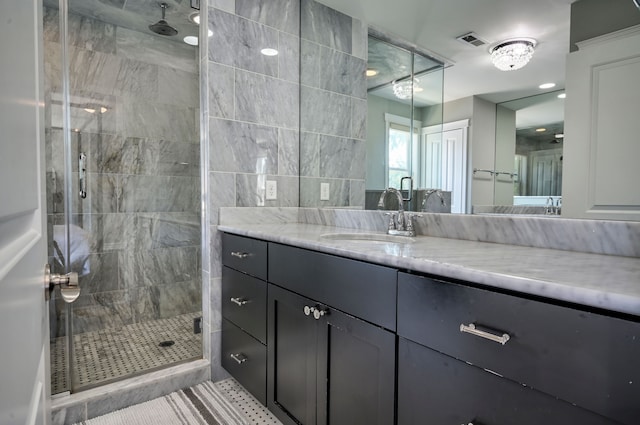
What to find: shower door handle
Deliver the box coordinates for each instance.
[44,264,80,303]
[79,152,87,199]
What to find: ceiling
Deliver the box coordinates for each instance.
[317,0,577,128]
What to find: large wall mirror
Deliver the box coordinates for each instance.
[364,36,445,212]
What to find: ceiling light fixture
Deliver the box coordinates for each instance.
[535,128,546,132]
[539,83,556,89]
[366,69,378,77]
[557,93,566,99]
[189,12,200,24]
[392,78,421,100]
[183,36,198,46]
[489,38,537,71]
[261,48,279,56]
[555,133,564,139]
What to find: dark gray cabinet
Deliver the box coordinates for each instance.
[221,233,268,405]
[267,284,395,425]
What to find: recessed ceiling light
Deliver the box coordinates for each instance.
[535,128,546,132]
[261,48,279,56]
[84,107,96,114]
[183,36,198,46]
[366,69,378,77]
[413,86,424,93]
[208,29,213,37]
[189,12,200,25]
[539,83,556,89]
[557,93,566,99]
[555,133,564,139]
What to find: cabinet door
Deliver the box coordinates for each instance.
[398,338,616,425]
[317,308,395,425]
[268,285,318,425]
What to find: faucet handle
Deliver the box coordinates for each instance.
[384,212,397,230]
[405,213,422,234]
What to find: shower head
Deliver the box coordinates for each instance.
[149,3,178,36]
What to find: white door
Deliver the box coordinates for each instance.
[0,0,49,424]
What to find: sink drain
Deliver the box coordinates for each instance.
[159,340,175,347]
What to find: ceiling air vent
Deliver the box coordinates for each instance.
[456,32,488,47]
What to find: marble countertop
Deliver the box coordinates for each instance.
[218,223,640,317]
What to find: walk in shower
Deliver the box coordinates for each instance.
[43,0,203,394]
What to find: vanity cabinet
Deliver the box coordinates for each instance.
[267,243,396,425]
[220,233,268,404]
[398,272,639,425]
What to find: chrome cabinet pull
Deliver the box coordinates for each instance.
[303,305,315,316]
[313,308,328,320]
[460,323,510,345]
[230,297,248,306]
[230,353,247,364]
[231,251,249,259]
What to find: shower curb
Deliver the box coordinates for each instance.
[51,359,210,425]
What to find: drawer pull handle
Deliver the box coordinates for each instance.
[230,297,248,306]
[230,353,247,364]
[460,323,510,345]
[231,251,250,259]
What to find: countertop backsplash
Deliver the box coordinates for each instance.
[218,207,640,258]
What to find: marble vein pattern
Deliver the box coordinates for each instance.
[235,0,300,35]
[217,221,640,316]
[278,31,301,83]
[301,0,352,54]
[300,86,352,137]
[318,135,366,179]
[278,129,300,176]
[318,46,367,99]
[218,207,300,225]
[208,62,235,119]
[234,71,299,129]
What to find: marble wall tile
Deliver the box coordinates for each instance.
[235,0,300,35]
[318,46,366,99]
[118,175,198,213]
[349,180,366,208]
[208,8,279,77]
[209,276,222,332]
[117,27,197,73]
[318,135,365,179]
[143,213,201,249]
[131,279,201,322]
[219,207,300,225]
[67,94,118,135]
[68,290,134,335]
[301,0,352,54]
[210,0,236,14]
[210,226,222,278]
[208,62,234,119]
[236,174,299,207]
[300,132,319,177]
[351,97,367,140]
[44,8,117,55]
[351,18,367,61]
[77,252,120,294]
[117,96,197,141]
[210,330,232,382]
[278,31,300,83]
[300,86,352,137]
[300,177,350,207]
[234,71,299,129]
[209,172,236,221]
[158,67,199,107]
[300,40,321,88]
[85,173,118,214]
[209,118,278,174]
[51,403,86,425]
[278,129,299,176]
[121,246,199,290]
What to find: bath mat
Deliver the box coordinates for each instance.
[75,379,280,425]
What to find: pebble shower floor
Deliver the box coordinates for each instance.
[51,313,202,393]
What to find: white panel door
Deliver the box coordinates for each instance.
[0,0,49,424]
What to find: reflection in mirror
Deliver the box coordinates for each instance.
[365,35,446,212]
[484,90,565,215]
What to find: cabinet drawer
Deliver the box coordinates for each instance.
[398,272,640,425]
[222,266,267,344]
[221,233,267,280]
[222,319,266,405]
[398,338,616,425]
[268,242,397,330]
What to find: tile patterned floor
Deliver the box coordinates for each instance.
[51,313,202,394]
[215,379,282,425]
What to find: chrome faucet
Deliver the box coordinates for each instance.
[555,197,562,215]
[545,196,555,215]
[378,188,418,236]
[422,189,446,212]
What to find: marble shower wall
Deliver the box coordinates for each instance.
[43,7,202,337]
[299,0,368,208]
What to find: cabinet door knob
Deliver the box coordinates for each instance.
[230,353,247,364]
[303,305,315,316]
[231,251,249,259]
[313,308,328,320]
[460,323,510,345]
[230,297,248,306]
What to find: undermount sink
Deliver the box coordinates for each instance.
[320,232,416,244]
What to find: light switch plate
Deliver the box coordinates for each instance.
[320,182,330,201]
[266,180,277,200]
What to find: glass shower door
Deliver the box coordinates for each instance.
[44,0,202,394]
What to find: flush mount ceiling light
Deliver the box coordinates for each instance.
[489,38,537,71]
[366,69,378,77]
[557,93,566,99]
[261,48,279,56]
[539,82,556,89]
[189,12,200,24]
[183,36,198,46]
[392,78,421,100]
[535,128,546,132]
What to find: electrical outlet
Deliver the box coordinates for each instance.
[266,180,277,200]
[320,182,330,201]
